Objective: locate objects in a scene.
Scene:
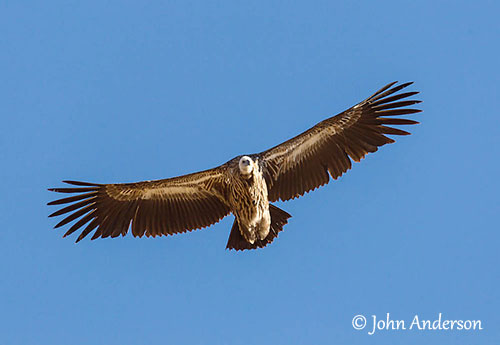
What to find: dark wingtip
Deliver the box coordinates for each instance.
[381,81,398,92]
[399,81,414,88]
[62,180,102,186]
[366,81,415,103]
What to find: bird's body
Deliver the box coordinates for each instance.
[48,81,422,250]
[226,156,271,244]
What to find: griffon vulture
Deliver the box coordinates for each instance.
[48,81,421,250]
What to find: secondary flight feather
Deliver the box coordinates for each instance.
[48,81,421,250]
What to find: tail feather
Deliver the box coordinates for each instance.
[226,204,291,251]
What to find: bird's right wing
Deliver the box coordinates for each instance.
[48,167,231,242]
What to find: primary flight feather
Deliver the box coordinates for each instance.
[48,81,421,250]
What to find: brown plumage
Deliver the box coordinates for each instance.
[48,81,421,250]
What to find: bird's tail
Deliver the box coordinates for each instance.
[226,204,291,251]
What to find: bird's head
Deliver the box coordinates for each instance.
[238,156,254,176]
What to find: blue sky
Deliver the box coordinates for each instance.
[1,1,499,344]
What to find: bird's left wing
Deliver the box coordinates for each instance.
[259,81,421,202]
[48,167,231,242]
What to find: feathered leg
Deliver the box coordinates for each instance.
[226,204,291,250]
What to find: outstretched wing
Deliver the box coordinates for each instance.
[48,167,231,242]
[260,81,421,202]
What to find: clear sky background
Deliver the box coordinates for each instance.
[1,1,499,344]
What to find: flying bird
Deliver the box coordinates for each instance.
[48,81,421,250]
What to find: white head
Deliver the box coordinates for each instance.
[239,156,254,175]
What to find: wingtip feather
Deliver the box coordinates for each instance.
[62,180,102,186]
